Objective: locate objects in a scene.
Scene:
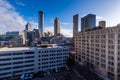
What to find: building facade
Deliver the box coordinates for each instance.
[0,46,69,80]
[6,31,19,38]
[54,17,60,36]
[38,11,44,38]
[73,14,79,37]
[81,14,96,31]
[75,26,120,80]
[99,21,106,28]
[25,22,32,31]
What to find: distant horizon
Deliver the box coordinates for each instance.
[0,0,120,37]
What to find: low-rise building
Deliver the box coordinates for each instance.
[0,45,69,80]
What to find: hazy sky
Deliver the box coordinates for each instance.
[0,0,120,37]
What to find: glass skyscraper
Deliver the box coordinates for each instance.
[38,11,44,38]
[73,14,79,37]
[81,14,96,31]
[54,17,60,36]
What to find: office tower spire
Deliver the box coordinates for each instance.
[38,11,44,38]
[54,17,60,36]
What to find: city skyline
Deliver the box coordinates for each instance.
[0,0,120,37]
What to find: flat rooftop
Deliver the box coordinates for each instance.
[0,46,68,52]
[0,47,35,52]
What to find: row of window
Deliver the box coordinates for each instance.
[0,52,34,56]
[39,49,68,53]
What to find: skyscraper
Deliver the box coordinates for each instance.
[81,14,96,31]
[54,17,60,36]
[38,11,44,38]
[73,14,79,37]
[25,22,32,31]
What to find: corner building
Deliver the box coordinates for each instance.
[75,26,120,80]
[0,46,69,80]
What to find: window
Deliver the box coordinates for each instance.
[0,53,11,56]
[13,52,23,55]
[13,57,23,60]
[25,52,34,54]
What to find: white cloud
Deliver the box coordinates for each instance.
[61,28,72,37]
[61,22,70,26]
[16,2,25,6]
[29,20,38,29]
[44,26,54,35]
[0,0,26,33]
[96,16,103,20]
[0,0,72,37]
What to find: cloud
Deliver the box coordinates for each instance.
[0,0,26,33]
[61,28,72,37]
[0,0,72,37]
[44,26,72,37]
[16,2,25,6]
[96,16,103,20]
[61,22,70,26]
[29,20,38,29]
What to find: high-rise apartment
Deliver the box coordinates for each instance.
[38,11,44,38]
[75,25,120,80]
[54,17,60,36]
[73,14,79,37]
[99,21,106,28]
[81,14,96,31]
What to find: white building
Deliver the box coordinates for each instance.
[0,46,69,80]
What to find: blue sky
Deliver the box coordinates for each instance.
[0,0,120,37]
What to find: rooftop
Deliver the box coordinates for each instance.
[0,47,35,52]
[0,46,68,52]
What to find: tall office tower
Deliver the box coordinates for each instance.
[54,17,60,36]
[99,21,106,28]
[75,25,120,80]
[38,11,44,38]
[73,14,79,37]
[81,14,96,31]
[25,22,32,31]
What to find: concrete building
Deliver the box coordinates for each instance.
[0,45,69,80]
[0,41,9,46]
[25,22,32,31]
[33,29,40,40]
[9,37,23,47]
[38,11,44,38]
[81,14,96,31]
[19,32,26,46]
[44,31,53,37]
[54,17,60,36]
[73,14,79,37]
[6,31,19,38]
[5,31,26,47]
[75,25,120,80]
[24,31,35,46]
[99,21,106,28]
